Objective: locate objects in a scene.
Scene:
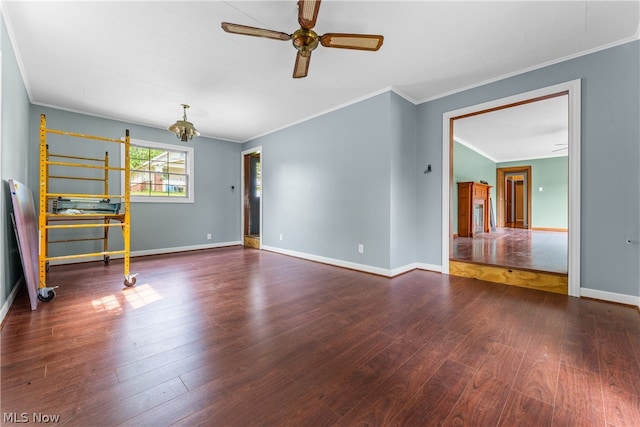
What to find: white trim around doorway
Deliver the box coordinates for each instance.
[442,79,581,297]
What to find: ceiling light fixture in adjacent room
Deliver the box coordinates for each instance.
[168,104,200,142]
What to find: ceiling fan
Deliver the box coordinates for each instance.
[221,0,384,78]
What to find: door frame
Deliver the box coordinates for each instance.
[497,166,532,229]
[442,79,581,297]
[240,146,262,248]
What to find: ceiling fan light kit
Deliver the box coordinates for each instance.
[168,104,200,142]
[221,0,384,78]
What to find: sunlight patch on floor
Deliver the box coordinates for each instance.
[123,284,163,309]
[91,284,163,312]
[91,294,122,314]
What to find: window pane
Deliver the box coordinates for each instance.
[131,171,152,196]
[129,143,190,200]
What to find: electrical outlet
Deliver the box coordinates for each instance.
[279,234,283,241]
[358,244,364,254]
[207,233,212,240]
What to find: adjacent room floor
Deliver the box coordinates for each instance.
[452,228,568,274]
[1,246,638,426]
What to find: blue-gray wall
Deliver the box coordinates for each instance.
[243,91,418,271]
[244,92,401,270]
[417,40,640,297]
[390,92,417,270]
[1,15,32,313]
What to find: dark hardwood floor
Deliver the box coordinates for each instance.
[1,246,638,426]
[452,228,568,274]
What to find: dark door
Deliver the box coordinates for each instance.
[243,153,261,247]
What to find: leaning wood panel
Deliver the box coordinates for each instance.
[8,180,40,310]
[449,260,568,294]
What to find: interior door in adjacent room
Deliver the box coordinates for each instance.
[500,170,530,229]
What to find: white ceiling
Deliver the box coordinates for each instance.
[454,94,569,162]
[2,1,639,146]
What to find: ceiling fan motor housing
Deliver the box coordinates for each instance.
[292,28,319,55]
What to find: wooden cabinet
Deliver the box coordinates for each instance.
[457,182,492,237]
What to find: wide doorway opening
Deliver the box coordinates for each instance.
[442,80,581,296]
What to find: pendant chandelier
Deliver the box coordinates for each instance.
[168,104,200,142]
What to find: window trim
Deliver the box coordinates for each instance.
[121,138,195,203]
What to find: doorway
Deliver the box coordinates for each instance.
[242,148,261,249]
[442,80,581,297]
[506,176,523,227]
[497,166,531,229]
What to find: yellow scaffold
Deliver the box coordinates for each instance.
[38,114,136,302]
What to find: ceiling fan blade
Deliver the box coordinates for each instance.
[221,22,290,41]
[320,33,384,51]
[298,0,321,30]
[293,51,311,78]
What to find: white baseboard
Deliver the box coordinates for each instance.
[47,241,242,266]
[580,287,640,308]
[262,246,443,278]
[390,262,443,276]
[1,277,24,325]
[389,263,419,277]
[262,245,394,276]
[129,241,242,258]
[415,262,444,273]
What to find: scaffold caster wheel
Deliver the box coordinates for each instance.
[104,255,110,265]
[38,289,56,302]
[124,276,137,287]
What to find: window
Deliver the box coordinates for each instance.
[123,139,194,203]
[255,159,261,198]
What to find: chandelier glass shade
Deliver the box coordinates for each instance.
[168,104,199,142]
